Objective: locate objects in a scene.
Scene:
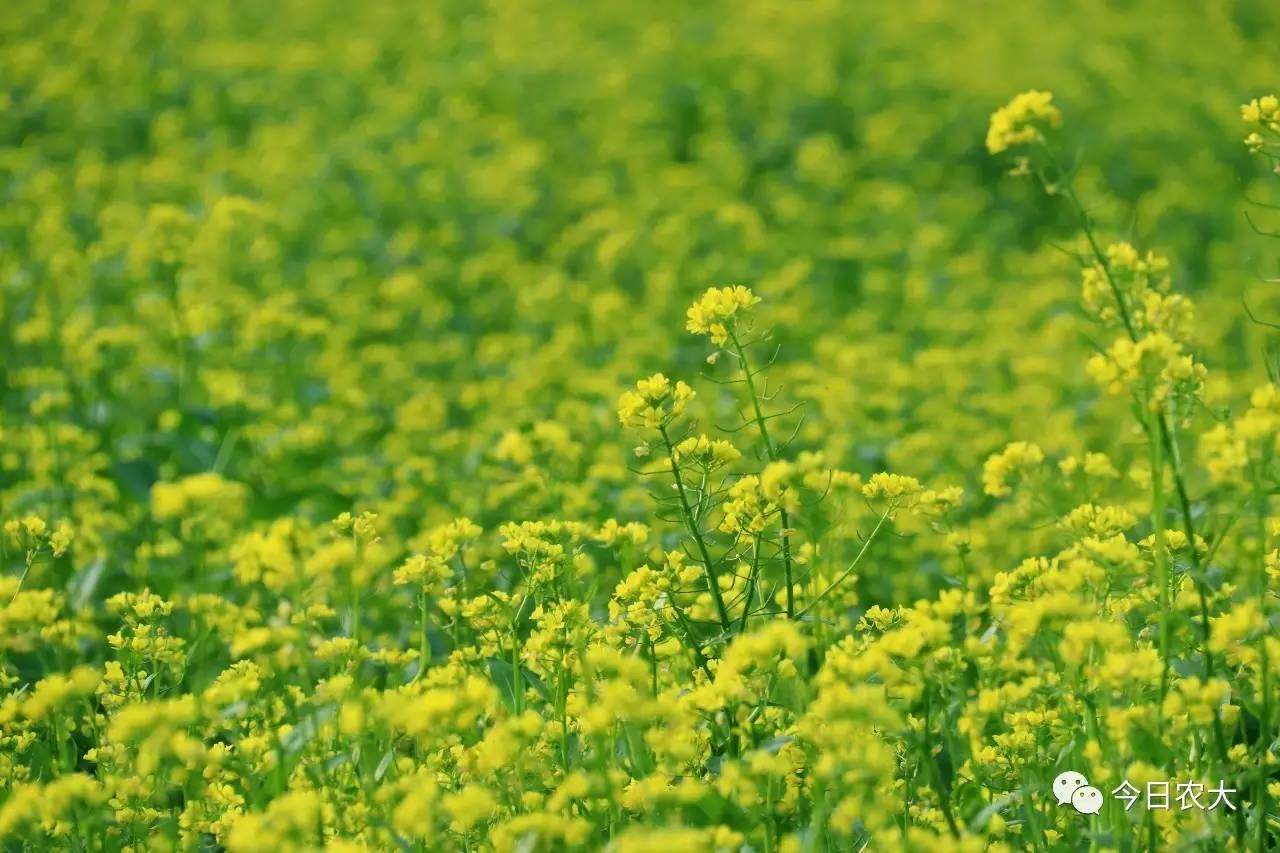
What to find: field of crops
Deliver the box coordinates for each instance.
[3,1,1280,850]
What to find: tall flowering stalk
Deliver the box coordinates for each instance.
[988,89,1280,849]
[687,286,801,619]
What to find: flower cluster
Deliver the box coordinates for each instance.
[985,90,1062,154]
[1242,94,1280,152]
[616,374,696,430]
[685,286,761,345]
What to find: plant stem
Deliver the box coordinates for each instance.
[1150,397,1172,704]
[738,535,763,633]
[1255,481,1271,853]
[417,591,430,680]
[659,425,731,630]
[922,690,960,838]
[798,511,890,618]
[729,330,797,619]
[351,535,364,646]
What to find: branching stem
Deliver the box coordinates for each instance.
[660,425,732,630]
[729,329,797,619]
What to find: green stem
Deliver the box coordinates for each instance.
[1255,480,1271,853]
[738,535,763,633]
[11,551,34,603]
[512,633,523,714]
[922,690,960,838]
[797,511,889,618]
[729,330,797,619]
[648,635,658,697]
[351,535,364,646]
[659,425,731,630]
[417,591,430,680]
[1150,399,1172,704]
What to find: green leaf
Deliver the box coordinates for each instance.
[69,558,106,610]
[486,658,550,712]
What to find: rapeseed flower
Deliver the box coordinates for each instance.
[0,8,1274,850]
[986,90,1062,154]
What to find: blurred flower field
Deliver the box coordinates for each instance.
[3,0,1280,850]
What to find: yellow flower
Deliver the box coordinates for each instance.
[672,434,741,467]
[442,785,497,833]
[617,373,695,430]
[861,472,922,501]
[982,442,1044,497]
[1241,94,1280,127]
[686,285,761,345]
[986,90,1062,154]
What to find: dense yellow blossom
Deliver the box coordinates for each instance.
[617,374,696,430]
[985,90,1062,153]
[685,286,762,345]
[1,2,1278,851]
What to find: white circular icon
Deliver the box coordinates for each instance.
[1052,770,1089,806]
[1071,785,1104,815]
